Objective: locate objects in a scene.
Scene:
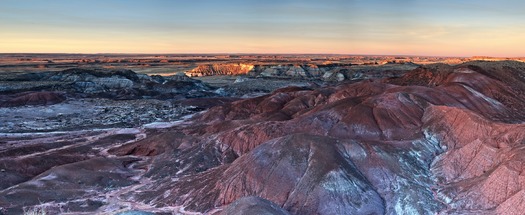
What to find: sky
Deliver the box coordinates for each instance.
[1,0,524,56]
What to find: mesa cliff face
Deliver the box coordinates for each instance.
[185,63,256,77]
[1,61,525,214]
[185,63,366,81]
[185,62,418,83]
[185,63,348,81]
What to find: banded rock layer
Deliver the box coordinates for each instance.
[116,61,525,214]
[1,61,525,214]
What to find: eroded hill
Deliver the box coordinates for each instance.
[1,61,524,214]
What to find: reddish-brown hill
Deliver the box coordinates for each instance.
[2,61,525,214]
[107,62,525,214]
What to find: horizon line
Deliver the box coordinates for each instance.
[2,52,523,59]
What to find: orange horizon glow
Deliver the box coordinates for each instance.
[2,33,524,58]
[1,1,525,57]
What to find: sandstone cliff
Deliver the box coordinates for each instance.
[185,63,255,77]
[186,62,417,83]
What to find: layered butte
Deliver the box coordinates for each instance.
[186,63,256,77]
[185,63,353,82]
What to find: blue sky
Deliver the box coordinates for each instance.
[1,0,524,56]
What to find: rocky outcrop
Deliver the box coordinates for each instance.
[46,68,141,83]
[185,63,418,82]
[185,63,351,81]
[185,63,255,77]
[256,64,312,78]
[251,64,349,81]
[0,68,217,99]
